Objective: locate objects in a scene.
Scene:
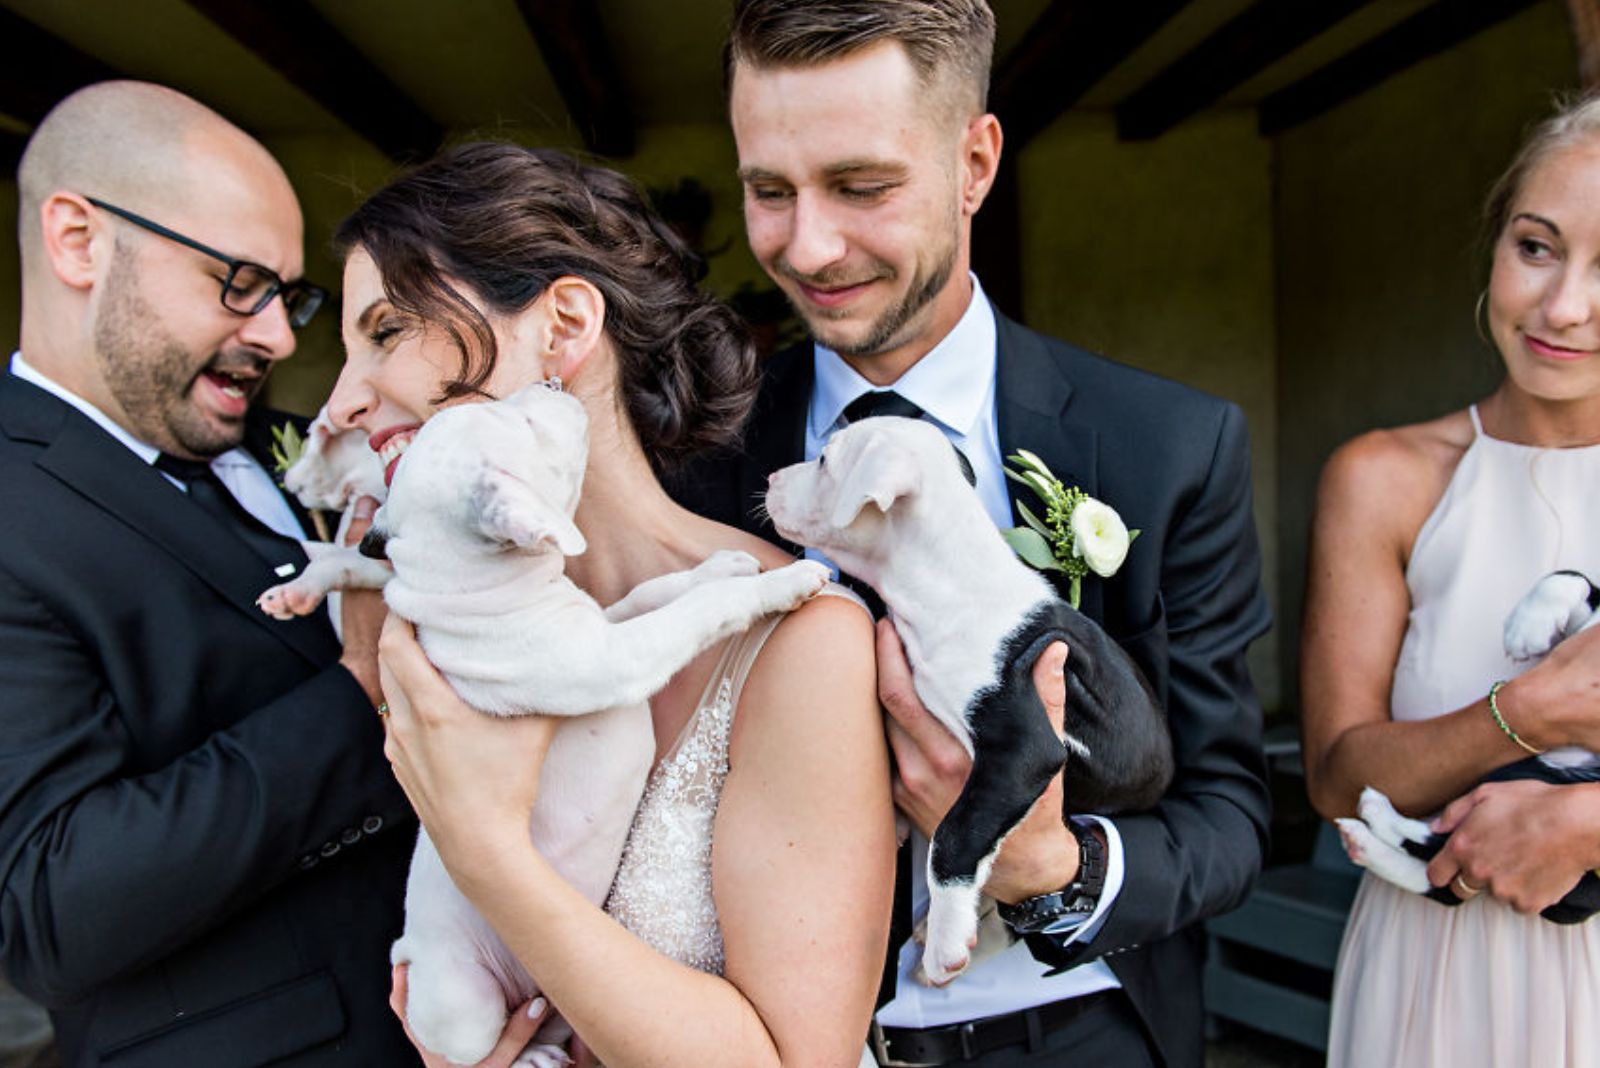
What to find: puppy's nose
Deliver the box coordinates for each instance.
[358,526,390,560]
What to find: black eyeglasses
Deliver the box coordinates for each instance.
[86,196,327,329]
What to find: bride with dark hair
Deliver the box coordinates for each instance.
[326,141,895,1068]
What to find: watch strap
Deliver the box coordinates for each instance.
[998,825,1107,933]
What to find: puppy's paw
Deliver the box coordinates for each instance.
[1337,817,1432,894]
[1336,818,1373,866]
[513,1044,574,1068]
[915,895,979,987]
[256,580,327,619]
[915,937,974,987]
[695,549,762,581]
[1505,571,1596,659]
[759,559,831,612]
[1357,786,1432,847]
[403,960,509,1067]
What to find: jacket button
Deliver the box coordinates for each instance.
[297,853,318,870]
[362,815,384,834]
[319,841,341,859]
[340,827,362,846]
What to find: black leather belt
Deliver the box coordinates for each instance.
[869,991,1111,1066]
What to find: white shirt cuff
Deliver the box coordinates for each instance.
[1040,816,1124,943]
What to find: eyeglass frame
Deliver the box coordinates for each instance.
[84,196,328,329]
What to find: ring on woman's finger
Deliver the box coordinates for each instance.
[1453,874,1483,898]
[376,702,390,719]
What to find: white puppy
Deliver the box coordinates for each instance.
[355,383,825,1067]
[764,418,1170,986]
[257,408,391,624]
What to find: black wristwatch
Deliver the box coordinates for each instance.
[998,824,1108,934]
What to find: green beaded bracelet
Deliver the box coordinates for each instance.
[1488,679,1545,756]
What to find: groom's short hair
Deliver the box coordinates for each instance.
[726,0,995,118]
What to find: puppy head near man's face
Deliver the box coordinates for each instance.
[766,417,963,580]
[283,407,386,514]
[360,382,588,564]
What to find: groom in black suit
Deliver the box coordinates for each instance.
[670,3,1271,1065]
[0,83,417,1066]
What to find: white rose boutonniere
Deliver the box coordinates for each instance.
[1000,449,1139,609]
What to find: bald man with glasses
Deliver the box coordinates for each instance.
[0,82,418,1067]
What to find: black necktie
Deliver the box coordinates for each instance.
[840,390,977,487]
[155,454,304,573]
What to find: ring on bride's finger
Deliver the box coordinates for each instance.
[1453,874,1483,898]
[376,702,390,719]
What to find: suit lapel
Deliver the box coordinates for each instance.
[738,345,812,553]
[993,314,1105,623]
[4,375,337,665]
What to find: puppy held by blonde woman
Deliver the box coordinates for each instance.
[323,142,895,1068]
[1303,93,1600,1068]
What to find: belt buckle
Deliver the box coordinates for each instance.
[868,1021,976,1066]
[868,1021,935,1067]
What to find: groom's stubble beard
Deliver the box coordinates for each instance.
[778,202,962,361]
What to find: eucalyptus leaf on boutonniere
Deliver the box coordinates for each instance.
[269,422,306,485]
[268,421,331,541]
[1001,449,1139,609]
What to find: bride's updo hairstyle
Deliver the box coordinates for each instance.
[1483,91,1600,247]
[335,141,758,469]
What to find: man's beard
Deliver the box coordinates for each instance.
[781,226,959,360]
[92,246,258,458]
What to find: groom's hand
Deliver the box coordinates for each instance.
[876,619,1080,904]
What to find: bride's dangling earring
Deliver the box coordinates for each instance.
[542,375,563,392]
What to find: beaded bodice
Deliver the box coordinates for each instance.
[604,612,785,974]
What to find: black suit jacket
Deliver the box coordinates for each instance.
[0,371,419,1067]
[668,314,1272,1068]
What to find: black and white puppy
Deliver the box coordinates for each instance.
[763,417,1173,984]
[1339,570,1600,923]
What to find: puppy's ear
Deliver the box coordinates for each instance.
[829,440,922,529]
[473,468,587,555]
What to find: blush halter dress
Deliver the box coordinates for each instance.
[1327,405,1600,1068]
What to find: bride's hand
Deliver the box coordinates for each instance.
[389,963,550,1068]
[377,615,560,876]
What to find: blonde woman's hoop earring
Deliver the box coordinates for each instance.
[1474,289,1491,345]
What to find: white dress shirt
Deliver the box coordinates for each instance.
[803,280,1128,1028]
[10,351,306,542]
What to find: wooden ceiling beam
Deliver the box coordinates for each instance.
[1116,0,1378,141]
[1258,0,1543,136]
[992,0,1193,151]
[514,0,635,158]
[184,0,442,161]
[0,8,125,127]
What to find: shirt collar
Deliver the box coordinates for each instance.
[810,274,998,442]
[10,349,249,473]
[11,350,161,463]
